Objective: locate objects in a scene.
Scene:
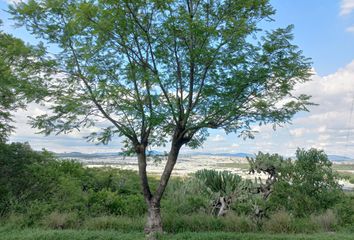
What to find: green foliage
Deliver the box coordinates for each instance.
[249,148,343,217]
[334,193,354,226]
[0,143,352,234]
[9,0,311,150]
[310,209,338,232]
[9,1,313,231]
[0,25,53,142]
[162,213,256,233]
[82,216,144,232]
[0,142,151,225]
[0,142,55,216]
[162,176,209,215]
[2,228,354,240]
[42,212,80,229]
[262,210,293,233]
[195,169,242,196]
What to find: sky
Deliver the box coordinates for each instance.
[1,0,354,157]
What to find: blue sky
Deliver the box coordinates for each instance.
[2,0,354,157]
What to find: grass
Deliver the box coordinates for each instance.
[1,228,354,240]
[216,162,250,170]
[332,164,354,171]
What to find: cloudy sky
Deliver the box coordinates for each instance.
[1,0,354,157]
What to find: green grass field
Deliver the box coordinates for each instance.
[1,228,354,240]
[332,164,354,171]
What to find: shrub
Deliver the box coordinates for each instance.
[268,149,342,217]
[0,142,56,217]
[335,193,354,226]
[222,213,257,232]
[262,210,293,233]
[42,211,79,229]
[291,217,319,233]
[3,213,28,229]
[310,209,338,232]
[163,213,223,233]
[162,177,209,215]
[83,215,144,232]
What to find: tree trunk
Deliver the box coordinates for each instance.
[145,140,182,238]
[145,202,163,238]
[136,138,183,238]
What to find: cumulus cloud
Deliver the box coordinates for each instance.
[340,0,354,16]
[198,60,354,157]
[346,25,354,32]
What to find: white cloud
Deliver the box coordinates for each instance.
[209,134,225,142]
[346,25,354,32]
[340,0,354,16]
[289,128,307,137]
[2,0,23,4]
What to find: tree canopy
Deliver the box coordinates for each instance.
[0,20,53,142]
[10,0,312,149]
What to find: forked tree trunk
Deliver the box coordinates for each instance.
[136,139,183,239]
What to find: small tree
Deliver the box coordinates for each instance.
[0,21,53,142]
[248,152,292,220]
[285,148,342,216]
[10,0,312,235]
[249,149,342,217]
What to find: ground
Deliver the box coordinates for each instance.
[2,228,354,240]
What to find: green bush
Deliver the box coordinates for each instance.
[291,218,319,233]
[162,177,209,215]
[262,210,293,233]
[0,142,56,217]
[335,193,354,226]
[82,216,144,232]
[268,149,342,217]
[42,211,80,229]
[163,213,223,233]
[222,213,257,232]
[310,209,338,232]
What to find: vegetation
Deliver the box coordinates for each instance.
[1,142,353,239]
[9,0,312,234]
[2,228,354,240]
[0,22,52,142]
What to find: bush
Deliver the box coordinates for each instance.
[262,210,293,233]
[162,177,209,215]
[42,211,80,229]
[162,212,256,233]
[222,213,257,232]
[163,213,223,233]
[87,189,146,216]
[335,193,354,226]
[0,142,56,217]
[268,149,342,217]
[83,215,144,232]
[310,209,338,232]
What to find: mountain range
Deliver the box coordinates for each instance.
[55,151,353,162]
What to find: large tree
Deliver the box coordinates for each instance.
[0,20,52,142]
[10,0,312,235]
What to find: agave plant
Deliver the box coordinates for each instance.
[195,169,243,216]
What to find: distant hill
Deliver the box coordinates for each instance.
[187,152,255,158]
[56,152,122,159]
[55,151,353,162]
[327,155,353,162]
